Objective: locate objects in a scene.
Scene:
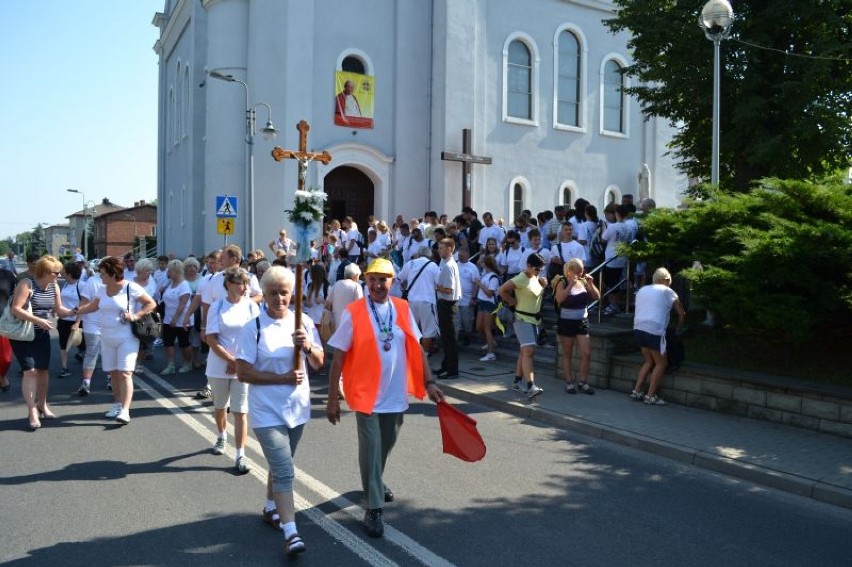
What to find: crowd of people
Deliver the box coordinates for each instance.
[0,193,688,559]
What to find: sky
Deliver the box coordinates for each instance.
[0,0,162,241]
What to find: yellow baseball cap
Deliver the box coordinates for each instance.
[365,258,395,276]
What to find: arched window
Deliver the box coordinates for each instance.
[602,58,625,134]
[513,183,525,221]
[342,55,365,74]
[556,30,581,127]
[168,87,175,147]
[175,62,182,143]
[507,40,532,120]
[562,186,573,206]
[182,65,190,139]
[604,185,622,208]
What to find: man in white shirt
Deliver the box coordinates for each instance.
[326,263,364,329]
[477,212,505,250]
[325,258,444,539]
[455,247,480,346]
[434,238,462,379]
[123,253,137,281]
[520,229,551,272]
[600,207,631,315]
[343,216,363,262]
[550,223,586,275]
[397,246,439,354]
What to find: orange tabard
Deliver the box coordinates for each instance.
[341,297,426,414]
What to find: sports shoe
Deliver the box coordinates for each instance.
[578,382,595,395]
[479,353,496,362]
[565,382,577,394]
[511,379,523,392]
[644,395,667,406]
[630,390,645,401]
[58,367,71,378]
[78,382,91,397]
[604,304,621,316]
[178,363,193,374]
[212,437,226,455]
[160,363,176,375]
[115,409,131,424]
[106,378,112,391]
[235,456,251,475]
[153,338,164,347]
[527,384,544,399]
[195,385,212,399]
[105,403,122,418]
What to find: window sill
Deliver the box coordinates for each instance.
[554,123,586,134]
[503,116,538,127]
[600,129,628,140]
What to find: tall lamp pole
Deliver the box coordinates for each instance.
[206,70,278,249]
[699,0,734,186]
[66,188,88,258]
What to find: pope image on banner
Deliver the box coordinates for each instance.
[334,70,374,129]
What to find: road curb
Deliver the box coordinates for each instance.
[436,380,852,512]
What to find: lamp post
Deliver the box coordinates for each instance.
[699,0,734,186]
[66,188,89,258]
[206,70,278,249]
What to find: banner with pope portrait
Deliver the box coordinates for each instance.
[334,70,375,129]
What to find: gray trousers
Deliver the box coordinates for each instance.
[356,411,404,509]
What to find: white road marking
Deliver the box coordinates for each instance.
[134,369,457,567]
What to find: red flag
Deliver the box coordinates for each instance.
[436,401,486,462]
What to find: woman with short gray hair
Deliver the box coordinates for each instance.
[236,266,324,557]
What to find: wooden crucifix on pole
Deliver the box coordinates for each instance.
[271,120,332,370]
[440,128,492,210]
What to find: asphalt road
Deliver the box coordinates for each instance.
[2,344,852,566]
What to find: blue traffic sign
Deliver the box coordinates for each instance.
[215,195,238,218]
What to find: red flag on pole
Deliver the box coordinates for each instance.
[436,401,486,462]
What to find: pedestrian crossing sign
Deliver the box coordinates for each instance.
[216,195,237,218]
[217,218,235,235]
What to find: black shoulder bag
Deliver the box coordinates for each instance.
[126,285,162,340]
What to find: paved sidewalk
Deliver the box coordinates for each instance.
[437,350,852,511]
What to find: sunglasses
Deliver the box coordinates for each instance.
[51,271,62,276]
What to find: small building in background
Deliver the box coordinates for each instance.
[43,224,71,258]
[65,198,126,259]
[93,201,157,259]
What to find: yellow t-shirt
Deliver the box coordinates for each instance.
[511,272,544,324]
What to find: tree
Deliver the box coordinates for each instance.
[606,1,852,191]
[627,175,852,336]
[29,225,46,256]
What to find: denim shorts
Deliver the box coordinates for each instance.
[253,423,305,493]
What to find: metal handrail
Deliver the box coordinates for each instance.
[585,240,638,323]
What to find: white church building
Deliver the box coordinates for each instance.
[153,0,686,256]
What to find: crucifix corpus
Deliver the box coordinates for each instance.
[271,120,332,370]
[440,128,492,210]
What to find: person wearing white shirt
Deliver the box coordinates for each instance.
[477,212,505,250]
[326,263,364,329]
[550,223,586,280]
[631,268,685,406]
[455,248,480,346]
[498,230,526,278]
[434,239,462,379]
[76,272,104,396]
[122,253,137,282]
[397,247,440,353]
[520,229,551,275]
[235,266,323,557]
[325,258,444,539]
[205,267,261,475]
[343,217,363,261]
[601,206,631,315]
[160,259,194,375]
[75,256,157,425]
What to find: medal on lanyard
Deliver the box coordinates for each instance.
[368,297,394,351]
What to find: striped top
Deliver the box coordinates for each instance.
[28,277,57,318]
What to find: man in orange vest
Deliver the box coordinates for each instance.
[326,258,444,538]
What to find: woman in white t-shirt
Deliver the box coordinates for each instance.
[133,259,160,363]
[235,266,324,558]
[631,268,686,406]
[160,259,193,375]
[58,261,84,378]
[205,267,260,474]
[475,255,501,361]
[76,256,157,425]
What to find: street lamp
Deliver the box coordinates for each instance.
[206,69,278,249]
[66,188,89,259]
[699,0,734,186]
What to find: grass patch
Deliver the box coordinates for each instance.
[679,311,851,388]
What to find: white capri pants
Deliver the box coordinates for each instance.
[100,334,140,373]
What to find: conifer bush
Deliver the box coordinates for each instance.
[628,176,852,336]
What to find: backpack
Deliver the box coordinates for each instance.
[589,221,606,266]
[552,275,567,310]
